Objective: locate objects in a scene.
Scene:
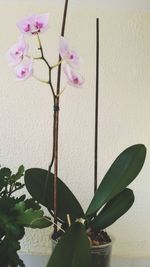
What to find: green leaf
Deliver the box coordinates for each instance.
[14,203,51,228]
[47,222,92,267]
[11,165,25,183]
[90,188,134,230]
[86,144,146,217]
[0,167,11,178]
[15,165,25,180]
[13,201,26,213]
[0,212,25,240]
[18,165,25,175]
[29,216,52,229]
[25,168,84,222]
[25,198,41,210]
[0,236,25,267]
[0,197,16,211]
[0,168,11,191]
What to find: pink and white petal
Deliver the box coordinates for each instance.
[17,17,32,34]
[59,36,69,57]
[6,45,23,66]
[18,35,28,52]
[6,48,20,66]
[63,64,84,88]
[6,35,28,66]
[63,64,73,81]
[17,13,49,34]
[66,50,80,68]
[15,60,33,81]
[69,73,84,88]
[34,13,49,32]
[59,37,81,68]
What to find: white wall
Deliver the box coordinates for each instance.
[1,0,150,10]
[0,0,150,260]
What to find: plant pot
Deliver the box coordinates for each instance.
[91,242,112,267]
[51,238,112,267]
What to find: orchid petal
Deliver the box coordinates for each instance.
[59,36,69,56]
[59,36,80,68]
[15,59,33,81]
[63,64,84,88]
[34,13,49,32]
[6,35,28,66]
[17,13,49,35]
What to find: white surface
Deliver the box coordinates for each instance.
[1,0,150,10]
[0,1,150,259]
[56,0,150,10]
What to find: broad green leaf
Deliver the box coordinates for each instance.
[29,216,52,228]
[86,144,146,217]
[25,168,84,222]
[47,222,91,267]
[90,188,134,230]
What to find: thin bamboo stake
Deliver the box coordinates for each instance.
[94,18,100,194]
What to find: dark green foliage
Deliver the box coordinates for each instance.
[90,188,135,230]
[86,144,146,217]
[47,222,91,267]
[0,165,25,197]
[24,144,146,267]
[0,165,52,267]
[25,168,84,222]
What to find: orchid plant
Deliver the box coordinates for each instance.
[6,4,147,267]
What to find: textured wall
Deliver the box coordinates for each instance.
[0,0,150,259]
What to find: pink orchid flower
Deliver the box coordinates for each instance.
[6,35,28,66]
[59,37,80,68]
[15,59,33,81]
[17,13,49,35]
[63,64,84,88]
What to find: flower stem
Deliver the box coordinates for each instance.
[51,59,63,69]
[56,86,66,97]
[33,74,49,84]
[36,34,55,98]
[53,0,69,234]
